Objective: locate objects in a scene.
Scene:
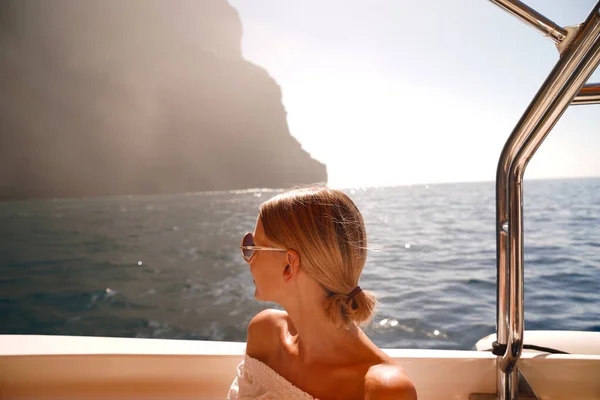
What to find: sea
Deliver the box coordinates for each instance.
[1,178,599,350]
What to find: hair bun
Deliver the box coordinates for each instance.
[324,288,376,329]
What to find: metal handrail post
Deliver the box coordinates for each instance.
[489,0,567,44]
[494,2,600,400]
[572,83,600,105]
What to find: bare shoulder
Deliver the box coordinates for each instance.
[363,362,417,400]
[245,309,287,361]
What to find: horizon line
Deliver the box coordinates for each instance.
[2,174,598,204]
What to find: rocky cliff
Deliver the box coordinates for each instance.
[0,0,327,201]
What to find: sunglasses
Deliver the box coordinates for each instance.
[240,232,286,262]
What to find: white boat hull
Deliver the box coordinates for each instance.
[1,333,599,399]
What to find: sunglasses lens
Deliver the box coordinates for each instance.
[242,233,254,260]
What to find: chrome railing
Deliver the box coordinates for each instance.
[488,0,567,44]
[490,1,600,399]
[572,83,600,105]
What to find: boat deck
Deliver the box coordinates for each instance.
[1,335,599,399]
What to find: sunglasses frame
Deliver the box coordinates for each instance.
[240,232,286,261]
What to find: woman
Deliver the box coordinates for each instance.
[229,186,417,400]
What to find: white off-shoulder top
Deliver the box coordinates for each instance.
[228,354,318,400]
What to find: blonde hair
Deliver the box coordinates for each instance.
[259,186,376,328]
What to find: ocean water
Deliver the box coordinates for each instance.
[1,178,599,350]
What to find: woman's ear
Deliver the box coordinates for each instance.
[283,249,300,282]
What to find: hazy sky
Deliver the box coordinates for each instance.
[229,0,600,188]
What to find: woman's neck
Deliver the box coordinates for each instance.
[281,294,362,366]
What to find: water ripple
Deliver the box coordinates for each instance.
[1,178,599,349]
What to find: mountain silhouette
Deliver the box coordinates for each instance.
[0,0,327,201]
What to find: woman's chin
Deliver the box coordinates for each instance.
[252,281,271,302]
[253,288,270,302]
